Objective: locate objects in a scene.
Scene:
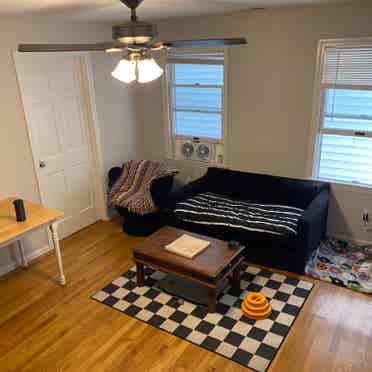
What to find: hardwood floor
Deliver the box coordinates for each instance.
[0,220,371,372]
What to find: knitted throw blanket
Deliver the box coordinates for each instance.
[109,160,178,215]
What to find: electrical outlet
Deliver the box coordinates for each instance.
[362,208,372,231]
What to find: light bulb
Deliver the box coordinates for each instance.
[137,58,163,83]
[111,58,136,83]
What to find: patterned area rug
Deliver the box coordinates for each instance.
[92,265,313,371]
[306,238,372,294]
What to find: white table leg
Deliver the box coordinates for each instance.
[50,222,66,285]
[17,239,28,268]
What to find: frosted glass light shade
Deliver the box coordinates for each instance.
[137,58,163,83]
[111,59,136,83]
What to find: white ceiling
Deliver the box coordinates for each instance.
[2,0,348,23]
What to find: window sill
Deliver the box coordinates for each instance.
[173,135,224,145]
[313,177,372,193]
[166,156,227,168]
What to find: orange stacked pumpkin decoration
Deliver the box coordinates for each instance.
[241,292,272,320]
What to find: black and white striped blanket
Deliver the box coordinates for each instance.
[174,192,304,236]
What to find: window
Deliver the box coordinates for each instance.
[311,40,372,186]
[164,49,227,160]
[170,64,224,139]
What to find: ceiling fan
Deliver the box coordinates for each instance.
[18,0,247,84]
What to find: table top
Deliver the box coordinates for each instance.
[0,198,64,246]
[133,226,245,282]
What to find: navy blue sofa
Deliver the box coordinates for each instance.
[166,167,330,274]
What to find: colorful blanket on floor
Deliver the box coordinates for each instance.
[109,160,178,215]
[306,238,372,293]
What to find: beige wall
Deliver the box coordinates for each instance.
[140,2,372,242]
[0,18,141,275]
[91,52,142,174]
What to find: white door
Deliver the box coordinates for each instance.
[15,53,98,239]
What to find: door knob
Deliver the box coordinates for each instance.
[39,160,46,168]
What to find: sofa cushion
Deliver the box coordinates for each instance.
[174,192,304,236]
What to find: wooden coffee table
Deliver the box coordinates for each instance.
[133,226,245,312]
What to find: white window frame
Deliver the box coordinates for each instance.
[162,47,229,160]
[307,37,372,188]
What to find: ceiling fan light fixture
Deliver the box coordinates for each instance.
[112,53,163,84]
[112,22,156,45]
[137,57,163,83]
[111,58,136,83]
[118,36,152,44]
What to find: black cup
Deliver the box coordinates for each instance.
[228,240,240,250]
[13,199,26,222]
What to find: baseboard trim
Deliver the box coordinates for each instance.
[28,244,53,261]
[0,260,18,278]
[0,244,52,278]
[328,233,372,245]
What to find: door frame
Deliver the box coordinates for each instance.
[13,51,109,222]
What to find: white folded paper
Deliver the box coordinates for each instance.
[165,234,210,259]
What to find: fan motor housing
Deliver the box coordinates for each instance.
[113,22,157,45]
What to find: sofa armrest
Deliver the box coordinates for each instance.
[108,166,122,189]
[150,176,175,209]
[297,188,329,260]
[165,176,208,211]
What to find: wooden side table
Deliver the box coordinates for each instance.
[0,198,66,285]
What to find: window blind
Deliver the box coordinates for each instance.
[167,48,224,65]
[316,43,372,186]
[322,47,372,86]
[319,134,372,185]
[167,48,225,140]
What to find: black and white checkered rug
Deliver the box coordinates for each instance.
[92,265,313,371]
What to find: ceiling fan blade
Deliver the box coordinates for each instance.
[149,42,166,51]
[161,38,247,48]
[17,43,118,53]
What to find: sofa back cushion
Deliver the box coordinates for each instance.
[204,167,329,209]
